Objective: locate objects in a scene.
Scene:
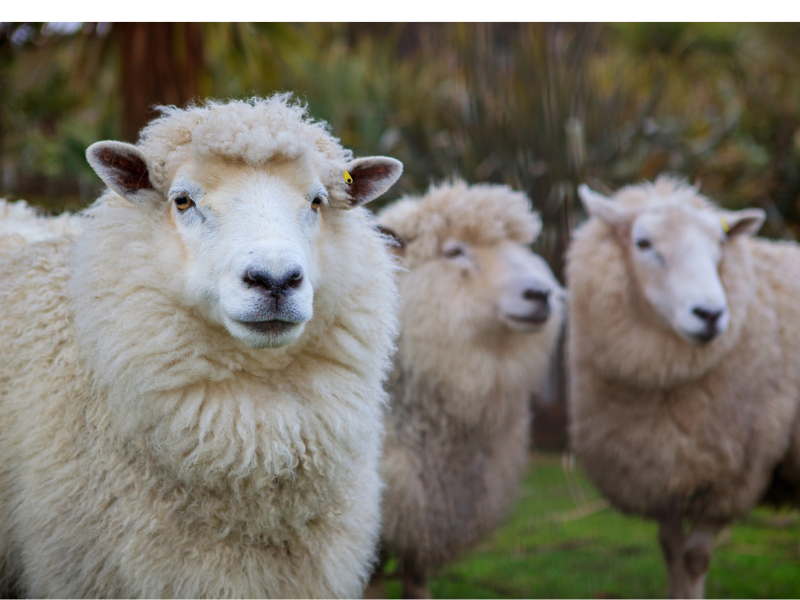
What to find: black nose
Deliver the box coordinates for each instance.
[692,306,723,326]
[244,268,304,295]
[523,288,551,303]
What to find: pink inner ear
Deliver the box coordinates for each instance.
[96,148,153,192]
[726,215,762,238]
[348,164,394,206]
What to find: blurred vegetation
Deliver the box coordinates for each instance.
[378,453,800,598]
[2,23,800,270]
[3,22,800,451]
[2,24,799,596]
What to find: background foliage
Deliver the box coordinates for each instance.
[2,23,799,597]
[3,23,800,266]
[2,22,800,449]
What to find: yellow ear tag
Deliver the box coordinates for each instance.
[344,170,353,185]
[721,217,729,234]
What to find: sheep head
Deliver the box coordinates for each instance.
[379,180,563,341]
[86,140,402,350]
[579,181,764,345]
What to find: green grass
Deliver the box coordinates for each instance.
[382,453,800,599]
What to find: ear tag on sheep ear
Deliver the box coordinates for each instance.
[344,170,353,185]
[721,217,729,235]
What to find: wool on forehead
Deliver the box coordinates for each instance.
[611,175,714,211]
[379,179,541,255]
[136,94,353,191]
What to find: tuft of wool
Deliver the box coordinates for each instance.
[137,94,354,205]
[0,199,82,248]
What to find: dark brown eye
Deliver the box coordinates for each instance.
[175,195,194,211]
[635,238,652,250]
[311,195,324,211]
[443,245,464,258]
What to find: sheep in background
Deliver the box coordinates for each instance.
[0,95,403,598]
[568,176,800,598]
[375,180,565,599]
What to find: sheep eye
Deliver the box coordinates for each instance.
[311,195,324,211]
[443,246,464,258]
[174,195,194,211]
[635,238,652,251]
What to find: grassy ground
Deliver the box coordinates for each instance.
[382,453,800,599]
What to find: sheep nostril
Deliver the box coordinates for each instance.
[287,270,304,290]
[243,267,304,294]
[692,307,724,326]
[523,288,551,303]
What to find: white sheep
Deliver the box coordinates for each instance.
[0,94,403,598]
[374,180,565,599]
[567,176,800,599]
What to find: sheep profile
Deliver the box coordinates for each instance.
[0,95,403,598]
[375,180,565,599]
[567,176,800,599]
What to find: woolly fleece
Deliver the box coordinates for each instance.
[0,199,82,249]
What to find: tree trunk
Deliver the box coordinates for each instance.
[117,23,204,142]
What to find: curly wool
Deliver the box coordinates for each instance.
[0,199,82,248]
[378,179,542,269]
[567,176,800,523]
[137,94,354,205]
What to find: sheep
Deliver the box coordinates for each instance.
[374,180,565,599]
[0,94,404,598]
[567,176,800,599]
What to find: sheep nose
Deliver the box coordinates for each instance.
[692,306,724,327]
[243,267,304,295]
[523,288,551,303]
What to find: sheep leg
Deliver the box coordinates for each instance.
[658,517,688,599]
[400,558,431,600]
[659,518,718,599]
[680,524,717,599]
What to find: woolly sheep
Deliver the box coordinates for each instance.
[567,176,800,598]
[374,180,565,598]
[0,95,403,598]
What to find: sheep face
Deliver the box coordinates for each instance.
[579,184,765,345]
[86,140,402,350]
[170,156,322,349]
[413,237,561,338]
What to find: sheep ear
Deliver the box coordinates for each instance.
[578,184,629,226]
[722,208,765,238]
[86,141,160,205]
[344,157,403,208]
[376,224,406,256]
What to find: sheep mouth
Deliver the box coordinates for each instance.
[502,310,550,331]
[687,328,720,345]
[235,319,299,335]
